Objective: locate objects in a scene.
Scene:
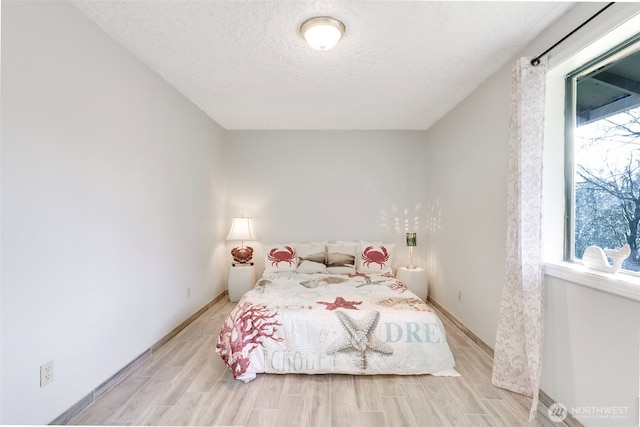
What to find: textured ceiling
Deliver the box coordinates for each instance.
[73,1,574,130]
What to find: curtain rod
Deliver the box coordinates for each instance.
[530,2,615,66]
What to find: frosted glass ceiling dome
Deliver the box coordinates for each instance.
[300,17,346,51]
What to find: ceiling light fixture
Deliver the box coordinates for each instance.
[300,16,346,51]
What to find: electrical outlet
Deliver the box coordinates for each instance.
[458,290,462,302]
[40,360,54,387]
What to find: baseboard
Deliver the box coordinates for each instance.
[50,291,228,425]
[427,295,495,358]
[427,295,583,427]
[539,390,585,427]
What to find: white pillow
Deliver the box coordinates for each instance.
[335,240,359,246]
[264,243,297,273]
[356,241,395,274]
[326,243,357,274]
[296,242,327,273]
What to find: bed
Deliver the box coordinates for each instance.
[216,241,457,382]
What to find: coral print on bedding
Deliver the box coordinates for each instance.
[216,269,457,382]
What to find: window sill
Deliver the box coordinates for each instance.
[545,261,640,302]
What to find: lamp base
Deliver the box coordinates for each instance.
[407,246,416,269]
[231,246,254,264]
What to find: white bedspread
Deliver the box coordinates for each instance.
[216,271,457,382]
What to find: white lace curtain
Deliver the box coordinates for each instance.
[491,57,547,421]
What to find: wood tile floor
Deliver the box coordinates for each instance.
[70,298,560,426]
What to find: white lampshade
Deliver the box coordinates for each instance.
[226,217,255,241]
[300,17,346,51]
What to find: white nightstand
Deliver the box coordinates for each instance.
[228,263,256,302]
[396,266,428,301]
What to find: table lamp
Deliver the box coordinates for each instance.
[227,216,255,264]
[406,232,417,269]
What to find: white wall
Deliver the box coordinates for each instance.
[225,130,430,273]
[424,3,640,426]
[3,1,639,425]
[543,277,639,426]
[423,64,510,346]
[1,1,228,424]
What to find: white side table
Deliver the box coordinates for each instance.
[396,266,428,301]
[228,264,256,302]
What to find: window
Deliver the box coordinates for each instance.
[566,34,640,272]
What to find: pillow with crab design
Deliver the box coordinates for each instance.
[264,243,298,273]
[356,241,395,274]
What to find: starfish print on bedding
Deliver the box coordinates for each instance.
[318,296,362,310]
[348,272,387,288]
[327,310,393,370]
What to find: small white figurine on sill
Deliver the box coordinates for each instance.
[582,243,631,273]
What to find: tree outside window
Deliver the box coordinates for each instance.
[570,41,640,272]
